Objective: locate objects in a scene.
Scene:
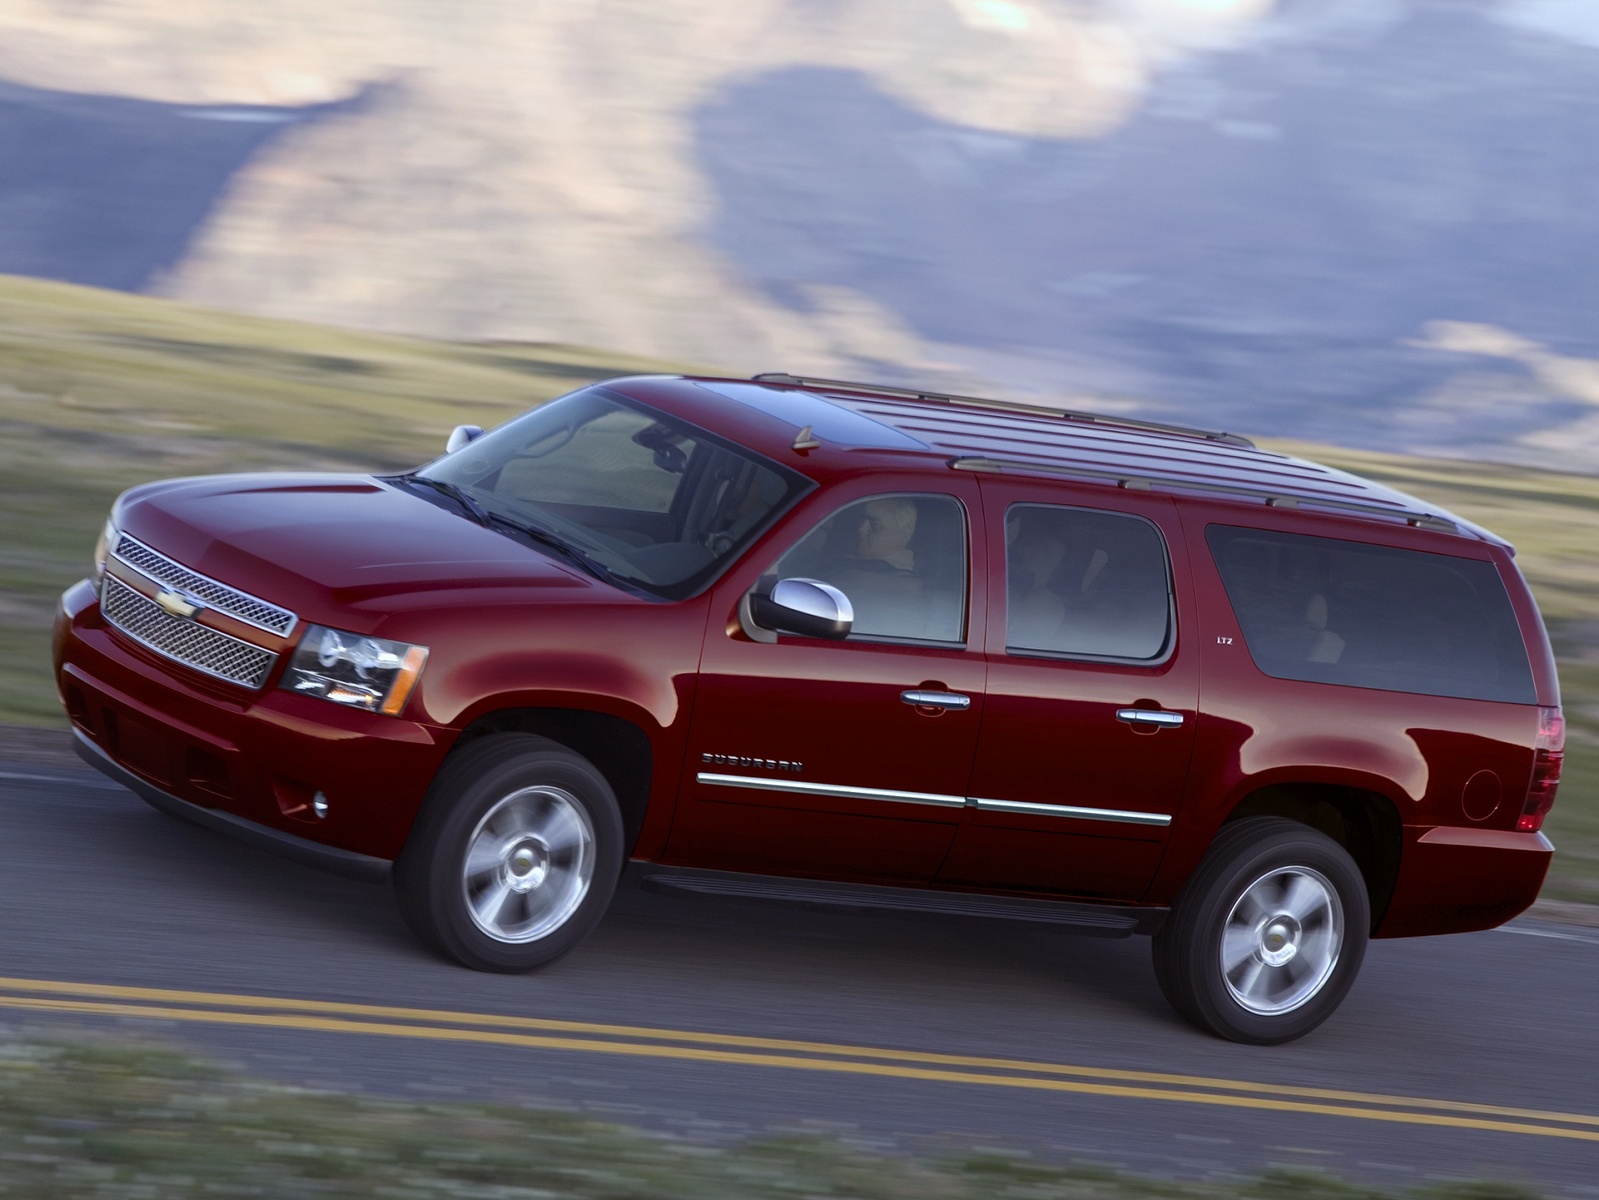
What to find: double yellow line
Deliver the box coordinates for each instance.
[1,973,1593,1143]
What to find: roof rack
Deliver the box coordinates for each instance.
[751,372,1255,449]
[949,456,1460,535]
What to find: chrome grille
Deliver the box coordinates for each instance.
[112,534,297,636]
[102,575,277,689]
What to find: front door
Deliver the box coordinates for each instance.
[665,484,988,882]
[937,483,1197,900]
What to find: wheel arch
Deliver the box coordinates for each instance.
[453,707,654,855]
[1222,782,1403,932]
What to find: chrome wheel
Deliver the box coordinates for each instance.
[462,785,596,944]
[1220,865,1343,1016]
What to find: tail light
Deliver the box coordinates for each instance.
[1518,706,1564,833]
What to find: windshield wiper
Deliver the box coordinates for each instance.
[483,514,633,587]
[396,474,632,587]
[400,474,492,527]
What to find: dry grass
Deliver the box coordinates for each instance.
[0,1032,1549,1199]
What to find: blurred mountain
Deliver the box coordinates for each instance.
[2,0,1599,468]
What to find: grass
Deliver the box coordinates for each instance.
[0,272,1594,898]
[0,273,691,723]
[0,1031,1552,1199]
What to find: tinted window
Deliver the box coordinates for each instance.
[1005,504,1172,661]
[421,388,807,599]
[1207,526,1535,703]
[772,494,967,643]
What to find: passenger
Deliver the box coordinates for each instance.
[1006,525,1067,650]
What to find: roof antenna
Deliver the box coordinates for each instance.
[791,425,821,452]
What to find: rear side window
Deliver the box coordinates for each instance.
[1005,504,1172,661]
[1206,525,1535,703]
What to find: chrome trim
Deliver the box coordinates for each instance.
[899,689,971,711]
[971,797,1173,827]
[696,772,1171,826]
[101,575,277,689]
[112,534,298,637]
[696,773,967,809]
[1116,708,1185,728]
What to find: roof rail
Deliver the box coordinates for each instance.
[751,372,1255,449]
[949,456,1460,535]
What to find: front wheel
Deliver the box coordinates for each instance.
[394,734,624,972]
[1153,817,1370,1044]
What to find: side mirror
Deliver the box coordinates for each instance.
[748,577,853,640]
[446,425,484,454]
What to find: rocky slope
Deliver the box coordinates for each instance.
[3,0,1599,467]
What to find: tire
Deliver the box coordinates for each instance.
[393,733,624,972]
[1152,817,1369,1044]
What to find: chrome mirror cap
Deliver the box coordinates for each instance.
[748,577,853,641]
[446,424,484,454]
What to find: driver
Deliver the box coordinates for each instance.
[827,496,924,637]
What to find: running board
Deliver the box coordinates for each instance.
[638,866,1164,937]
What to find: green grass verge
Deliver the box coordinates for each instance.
[0,273,1594,898]
[0,273,691,724]
[0,1033,1547,1199]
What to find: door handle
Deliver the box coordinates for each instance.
[1116,708,1184,728]
[901,689,972,711]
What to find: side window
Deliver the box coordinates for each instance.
[1005,504,1172,661]
[771,494,967,643]
[1206,525,1536,703]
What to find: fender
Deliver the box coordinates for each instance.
[1145,713,1416,905]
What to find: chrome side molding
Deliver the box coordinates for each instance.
[696,773,967,808]
[697,773,1172,826]
[970,797,1173,827]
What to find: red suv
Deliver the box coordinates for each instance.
[53,374,1563,1043]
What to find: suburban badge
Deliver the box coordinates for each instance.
[701,752,803,773]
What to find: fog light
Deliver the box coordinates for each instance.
[312,791,329,820]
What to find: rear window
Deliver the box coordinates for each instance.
[1206,526,1535,704]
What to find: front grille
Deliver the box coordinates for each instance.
[112,535,297,637]
[102,575,277,689]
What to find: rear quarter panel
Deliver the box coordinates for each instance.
[1149,499,1546,932]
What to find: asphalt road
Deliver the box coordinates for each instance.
[3,762,1597,1194]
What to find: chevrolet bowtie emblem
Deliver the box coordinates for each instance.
[154,589,202,620]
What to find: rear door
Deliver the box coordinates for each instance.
[937,480,1197,900]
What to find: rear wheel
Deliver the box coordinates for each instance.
[1153,817,1369,1044]
[394,734,623,972]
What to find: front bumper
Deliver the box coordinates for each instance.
[55,578,452,864]
[74,728,390,881]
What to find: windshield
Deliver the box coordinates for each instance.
[416,387,809,599]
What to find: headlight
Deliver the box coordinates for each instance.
[283,626,429,716]
[93,517,119,584]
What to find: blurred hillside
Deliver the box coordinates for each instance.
[3,0,1599,468]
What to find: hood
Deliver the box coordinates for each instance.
[117,473,598,619]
